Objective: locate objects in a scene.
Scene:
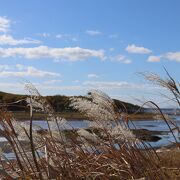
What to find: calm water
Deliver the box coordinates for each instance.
[26,115,180,148]
[1,115,180,159]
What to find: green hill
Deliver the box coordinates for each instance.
[0,91,142,113]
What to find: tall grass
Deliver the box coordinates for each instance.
[0,72,179,179]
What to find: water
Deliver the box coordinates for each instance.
[23,116,180,147]
[1,116,180,159]
[32,119,89,130]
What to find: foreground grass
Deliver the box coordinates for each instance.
[0,71,179,179]
[157,146,180,179]
[1,126,180,179]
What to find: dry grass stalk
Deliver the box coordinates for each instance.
[0,71,179,179]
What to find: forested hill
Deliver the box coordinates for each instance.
[0,91,141,113]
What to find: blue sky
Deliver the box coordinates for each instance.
[0,0,179,107]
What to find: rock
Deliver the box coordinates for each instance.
[132,129,162,142]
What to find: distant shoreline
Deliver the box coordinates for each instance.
[12,111,155,121]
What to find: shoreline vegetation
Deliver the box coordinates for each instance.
[13,111,155,121]
[0,90,156,121]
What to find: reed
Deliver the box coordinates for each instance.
[0,71,179,179]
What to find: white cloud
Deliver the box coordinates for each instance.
[147,52,180,63]
[147,55,161,62]
[0,66,60,78]
[126,44,152,54]
[36,84,83,91]
[0,46,105,61]
[86,30,102,36]
[83,81,137,89]
[36,81,158,93]
[0,82,84,95]
[0,35,41,45]
[56,34,78,41]
[0,80,163,104]
[28,80,158,96]
[110,54,132,64]
[0,16,10,32]
[87,74,99,78]
[83,81,159,90]
[165,52,180,62]
[0,17,41,46]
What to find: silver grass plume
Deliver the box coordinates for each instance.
[141,71,180,106]
[70,90,136,142]
[25,83,68,125]
[77,129,99,143]
[70,90,118,121]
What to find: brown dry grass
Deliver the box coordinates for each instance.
[0,70,179,179]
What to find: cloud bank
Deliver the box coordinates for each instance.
[0,65,60,78]
[0,46,105,61]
